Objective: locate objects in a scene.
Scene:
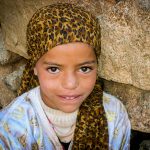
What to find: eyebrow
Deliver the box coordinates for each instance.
[77,60,97,66]
[43,60,96,66]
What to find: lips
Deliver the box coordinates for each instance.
[58,95,81,101]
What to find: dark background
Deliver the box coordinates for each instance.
[131,130,150,150]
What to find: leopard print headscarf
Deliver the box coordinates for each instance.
[18,3,108,149]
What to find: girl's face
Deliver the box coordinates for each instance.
[34,42,97,113]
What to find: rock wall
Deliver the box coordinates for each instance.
[0,0,149,132]
[98,0,150,91]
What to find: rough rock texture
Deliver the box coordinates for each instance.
[137,0,150,10]
[0,65,16,107]
[0,0,149,132]
[3,65,25,92]
[102,79,150,133]
[0,26,26,106]
[0,56,26,107]
[98,0,150,91]
[0,27,22,65]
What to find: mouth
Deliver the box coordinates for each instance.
[58,95,82,101]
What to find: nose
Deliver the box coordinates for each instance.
[61,72,78,90]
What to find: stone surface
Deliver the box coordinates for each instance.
[0,58,26,107]
[0,50,22,65]
[0,27,11,64]
[102,79,150,133]
[98,0,150,91]
[0,65,16,107]
[0,27,22,65]
[3,65,25,92]
[105,0,122,4]
[137,0,150,10]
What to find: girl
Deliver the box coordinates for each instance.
[0,3,130,150]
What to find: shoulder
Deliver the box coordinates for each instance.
[102,91,130,125]
[0,87,39,126]
[102,91,131,149]
[0,87,54,149]
[103,91,126,115]
[102,91,131,133]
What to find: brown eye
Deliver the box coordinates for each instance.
[79,66,92,73]
[47,67,60,74]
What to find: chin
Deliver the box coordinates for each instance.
[60,107,79,113]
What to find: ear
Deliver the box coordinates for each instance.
[34,68,38,76]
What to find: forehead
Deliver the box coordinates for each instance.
[40,42,96,61]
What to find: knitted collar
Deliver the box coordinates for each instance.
[39,97,78,143]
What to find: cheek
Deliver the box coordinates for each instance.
[37,73,51,88]
[81,73,97,93]
[38,75,60,93]
[87,78,96,90]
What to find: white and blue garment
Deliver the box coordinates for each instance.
[0,86,131,150]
